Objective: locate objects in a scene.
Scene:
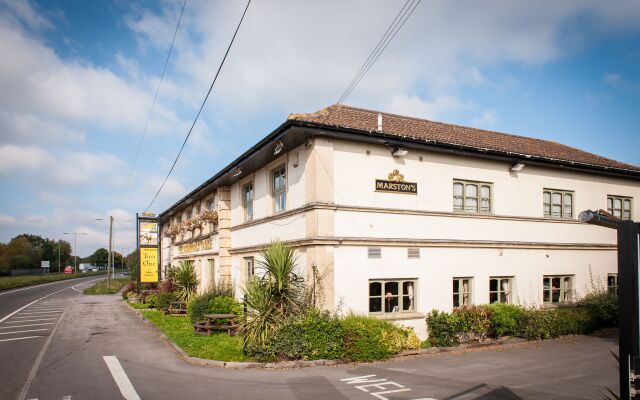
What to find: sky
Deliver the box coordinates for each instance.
[0,0,639,257]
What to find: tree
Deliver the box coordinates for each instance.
[2,237,37,272]
[89,248,109,266]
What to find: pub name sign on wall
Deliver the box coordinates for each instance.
[375,169,417,194]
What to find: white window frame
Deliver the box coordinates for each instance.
[244,256,255,281]
[453,277,473,307]
[607,273,618,296]
[272,165,287,214]
[453,179,492,213]
[608,195,633,220]
[368,279,417,314]
[243,182,254,222]
[542,275,574,304]
[489,277,513,304]
[543,189,574,219]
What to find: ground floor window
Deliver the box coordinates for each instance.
[542,275,573,303]
[244,257,254,280]
[369,279,416,314]
[207,259,215,289]
[489,277,512,304]
[453,277,472,307]
[607,273,618,295]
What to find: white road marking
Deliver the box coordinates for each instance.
[16,311,62,316]
[0,323,54,329]
[0,328,49,335]
[103,356,141,400]
[8,318,58,323]
[0,285,74,323]
[340,375,437,400]
[62,396,71,400]
[0,336,43,343]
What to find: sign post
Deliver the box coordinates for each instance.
[137,213,159,292]
[41,260,50,274]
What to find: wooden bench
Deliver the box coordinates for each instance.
[193,313,238,336]
[165,301,187,316]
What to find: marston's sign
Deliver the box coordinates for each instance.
[375,169,417,194]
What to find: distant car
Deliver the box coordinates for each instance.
[123,270,130,276]
[63,266,73,275]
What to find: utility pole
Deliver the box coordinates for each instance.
[108,215,113,289]
[58,240,61,273]
[63,232,87,274]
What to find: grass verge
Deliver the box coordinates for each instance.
[139,308,249,362]
[0,271,108,291]
[84,278,129,295]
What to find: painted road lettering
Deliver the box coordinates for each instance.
[340,375,436,400]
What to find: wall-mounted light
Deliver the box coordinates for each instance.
[231,167,242,177]
[274,140,284,155]
[510,163,525,172]
[392,147,408,157]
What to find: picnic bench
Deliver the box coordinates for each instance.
[193,313,238,336]
[165,301,187,316]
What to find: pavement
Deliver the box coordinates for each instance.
[1,283,619,400]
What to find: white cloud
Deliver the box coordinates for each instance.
[604,72,640,93]
[388,94,468,120]
[0,110,85,145]
[471,110,499,128]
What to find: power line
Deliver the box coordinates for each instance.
[145,0,252,213]
[337,0,422,105]
[120,0,188,205]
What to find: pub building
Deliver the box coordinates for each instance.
[159,104,640,338]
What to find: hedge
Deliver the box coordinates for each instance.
[426,291,618,346]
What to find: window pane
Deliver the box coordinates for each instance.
[466,184,477,197]
[465,197,478,212]
[499,292,508,303]
[564,205,572,217]
[490,292,498,304]
[552,204,562,217]
[614,199,622,209]
[552,278,560,289]
[544,204,551,216]
[552,193,561,205]
[453,183,463,196]
[462,293,470,306]
[453,294,459,308]
[385,296,399,313]
[480,198,490,212]
[623,199,631,211]
[614,209,622,218]
[552,289,560,303]
[369,297,382,312]
[543,192,551,203]
[386,282,399,295]
[480,185,490,199]
[607,198,613,210]
[500,279,510,292]
[453,279,459,293]
[402,295,414,311]
[543,290,550,302]
[490,279,497,292]
[369,282,382,297]
[564,193,572,205]
[453,196,463,210]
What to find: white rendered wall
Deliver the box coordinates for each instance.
[334,245,616,339]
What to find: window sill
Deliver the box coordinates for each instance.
[370,312,424,321]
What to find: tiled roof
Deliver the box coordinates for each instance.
[288,104,640,174]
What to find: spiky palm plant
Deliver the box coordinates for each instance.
[238,241,305,345]
[174,260,199,302]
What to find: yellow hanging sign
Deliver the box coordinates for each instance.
[140,247,158,283]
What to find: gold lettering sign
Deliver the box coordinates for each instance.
[178,238,213,255]
[375,169,417,194]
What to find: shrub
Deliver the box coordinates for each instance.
[209,296,242,315]
[188,292,215,323]
[249,309,344,362]
[122,281,136,299]
[453,305,492,342]
[488,303,524,337]
[341,314,399,361]
[426,310,459,347]
[577,291,618,330]
[145,293,158,308]
[156,291,176,310]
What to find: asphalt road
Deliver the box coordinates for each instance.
[13,292,619,400]
[0,275,108,400]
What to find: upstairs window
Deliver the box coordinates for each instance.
[608,195,632,220]
[206,198,214,211]
[243,183,254,221]
[543,189,573,219]
[453,180,492,213]
[272,165,286,213]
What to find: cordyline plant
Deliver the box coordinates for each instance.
[173,260,199,302]
[237,241,307,345]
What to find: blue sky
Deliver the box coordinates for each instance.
[0,0,639,256]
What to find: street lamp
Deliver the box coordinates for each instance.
[62,232,88,274]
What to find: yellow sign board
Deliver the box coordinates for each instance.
[140,247,158,283]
